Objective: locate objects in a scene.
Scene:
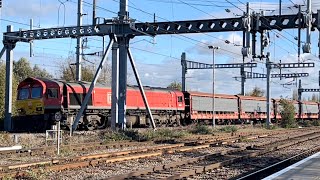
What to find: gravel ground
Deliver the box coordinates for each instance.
[190,135,320,179]
[2,127,319,179]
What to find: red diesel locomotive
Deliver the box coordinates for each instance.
[16,77,184,130]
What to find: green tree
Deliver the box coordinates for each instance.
[59,57,111,83]
[13,58,33,82]
[32,65,52,79]
[246,86,265,97]
[13,58,52,82]
[279,98,297,128]
[0,63,18,123]
[167,81,182,91]
[60,62,96,82]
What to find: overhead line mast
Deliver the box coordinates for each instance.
[76,0,83,81]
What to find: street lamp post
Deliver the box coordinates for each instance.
[208,46,220,128]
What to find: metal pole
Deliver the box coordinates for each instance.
[111,40,119,130]
[92,0,96,25]
[279,0,282,16]
[252,31,257,57]
[241,57,245,95]
[118,0,129,130]
[260,11,265,57]
[72,35,115,131]
[302,0,311,53]
[29,19,33,57]
[298,5,301,62]
[306,0,311,45]
[181,52,186,92]
[209,46,219,127]
[76,0,83,81]
[4,25,13,132]
[266,53,271,128]
[298,79,302,121]
[127,48,157,130]
[318,10,320,59]
[118,38,128,130]
[245,2,251,49]
[213,48,215,128]
[241,29,245,95]
[57,121,60,155]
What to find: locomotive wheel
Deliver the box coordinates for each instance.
[97,117,107,129]
[86,124,95,131]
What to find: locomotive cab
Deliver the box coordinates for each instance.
[16,78,45,117]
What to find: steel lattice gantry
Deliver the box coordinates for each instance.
[245,71,309,79]
[5,11,320,41]
[181,53,257,91]
[2,7,320,131]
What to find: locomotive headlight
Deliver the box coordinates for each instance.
[54,112,62,121]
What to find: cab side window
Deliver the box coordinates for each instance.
[178,96,183,102]
[47,88,58,98]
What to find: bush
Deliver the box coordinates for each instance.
[101,129,190,143]
[190,125,213,135]
[219,126,238,133]
[102,131,132,143]
[143,129,189,141]
[312,120,320,126]
[279,99,297,128]
[263,124,278,130]
[300,120,312,127]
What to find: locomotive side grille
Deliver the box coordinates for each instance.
[69,93,93,106]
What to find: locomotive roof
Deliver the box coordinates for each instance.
[26,77,181,92]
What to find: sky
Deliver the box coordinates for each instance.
[1,0,320,99]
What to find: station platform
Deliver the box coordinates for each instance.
[263,152,320,180]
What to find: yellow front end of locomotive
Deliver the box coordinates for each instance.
[16,99,44,116]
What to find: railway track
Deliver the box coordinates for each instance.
[0,130,277,158]
[106,130,320,180]
[236,145,320,180]
[0,128,315,179]
[0,131,278,179]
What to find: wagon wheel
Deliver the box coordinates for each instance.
[97,117,108,129]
